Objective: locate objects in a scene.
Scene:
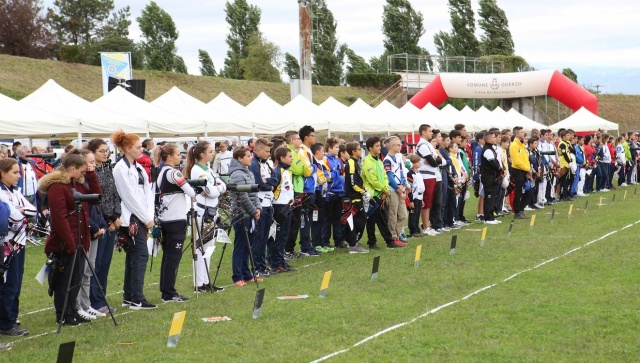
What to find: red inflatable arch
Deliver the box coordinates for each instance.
[410,70,598,114]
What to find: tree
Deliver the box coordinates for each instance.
[283,52,300,80]
[240,33,281,83]
[434,0,480,58]
[379,0,428,74]
[198,49,216,76]
[97,5,131,40]
[342,45,373,76]
[222,0,261,79]
[478,0,514,56]
[0,0,55,58]
[311,0,342,86]
[50,0,114,45]
[382,0,426,54]
[137,1,179,71]
[174,55,187,74]
[562,68,578,83]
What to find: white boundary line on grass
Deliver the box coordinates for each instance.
[310,221,633,363]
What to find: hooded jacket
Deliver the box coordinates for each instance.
[39,170,102,255]
[228,158,261,218]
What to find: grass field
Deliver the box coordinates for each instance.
[2,189,640,362]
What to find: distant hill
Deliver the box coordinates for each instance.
[0,54,379,105]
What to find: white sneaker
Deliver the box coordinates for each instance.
[621,183,628,187]
[77,309,97,320]
[601,189,610,192]
[87,307,106,318]
[495,219,503,223]
[422,228,437,236]
[576,192,586,197]
[524,206,535,211]
[484,220,500,225]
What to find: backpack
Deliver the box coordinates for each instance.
[0,201,11,238]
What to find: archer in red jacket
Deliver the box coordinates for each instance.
[39,149,102,326]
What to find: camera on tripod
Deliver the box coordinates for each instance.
[71,188,101,203]
[186,179,208,193]
[226,183,259,192]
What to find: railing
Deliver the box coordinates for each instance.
[368,76,405,107]
[387,54,504,75]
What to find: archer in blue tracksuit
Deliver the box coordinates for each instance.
[322,139,345,247]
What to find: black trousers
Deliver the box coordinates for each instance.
[430,181,443,229]
[512,169,527,213]
[346,201,367,247]
[160,220,186,299]
[285,192,302,253]
[481,176,497,221]
[408,199,423,235]
[54,253,85,321]
[366,198,393,246]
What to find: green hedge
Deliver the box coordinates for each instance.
[346,73,401,89]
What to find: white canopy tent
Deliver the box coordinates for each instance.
[318,96,362,134]
[94,86,203,137]
[283,95,330,132]
[351,99,388,134]
[207,92,283,136]
[246,92,298,135]
[151,87,213,137]
[375,101,414,133]
[506,109,546,133]
[19,79,147,139]
[548,107,619,133]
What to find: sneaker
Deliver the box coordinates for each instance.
[73,315,92,324]
[284,252,298,260]
[524,206,534,211]
[0,327,29,337]
[58,316,80,326]
[258,269,271,277]
[323,246,335,252]
[0,342,11,351]
[410,232,424,238]
[514,212,528,219]
[315,246,326,253]
[300,249,320,257]
[245,277,264,283]
[601,188,610,192]
[450,224,461,229]
[621,183,628,187]
[386,240,406,248]
[368,243,381,250]
[348,243,369,254]
[484,220,500,225]
[335,241,348,248]
[87,307,106,318]
[422,228,437,236]
[129,300,157,310]
[97,306,115,314]
[77,309,97,320]
[234,280,247,287]
[122,300,132,307]
[475,215,484,222]
[272,265,288,274]
[535,203,545,209]
[399,233,408,242]
[433,228,443,234]
[441,227,451,232]
[162,295,190,303]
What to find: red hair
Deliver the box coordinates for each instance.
[111,129,140,150]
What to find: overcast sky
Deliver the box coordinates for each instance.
[44,0,640,94]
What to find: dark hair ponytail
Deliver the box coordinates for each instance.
[184,141,210,178]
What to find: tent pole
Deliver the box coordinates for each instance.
[78,131,82,147]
